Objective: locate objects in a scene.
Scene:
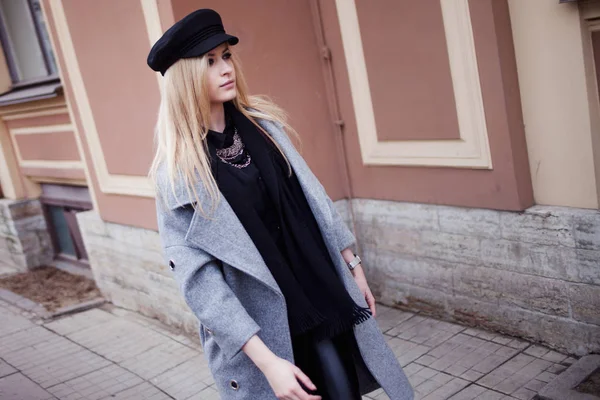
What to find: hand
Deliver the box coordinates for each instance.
[261,356,322,400]
[352,265,377,317]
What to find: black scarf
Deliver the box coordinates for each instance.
[207,103,371,339]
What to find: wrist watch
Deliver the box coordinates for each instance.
[347,254,362,270]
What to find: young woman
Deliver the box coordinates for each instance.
[147,9,413,400]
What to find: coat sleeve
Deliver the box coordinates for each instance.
[158,204,260,361]
[324,194,357,252]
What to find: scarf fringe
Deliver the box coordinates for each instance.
[298,304,373,341]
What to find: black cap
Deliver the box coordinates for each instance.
[147,9,239,76]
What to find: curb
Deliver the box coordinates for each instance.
[0,288,105,320]
[538,355,600,400]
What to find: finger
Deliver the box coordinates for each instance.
[294,367,317,391]
[367,290,377,317]
[293,387,322,400]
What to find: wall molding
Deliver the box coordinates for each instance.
[2,106,69,120]
[48,1,155,198]
[10,124,73,135]
[334,0,492,168]
[19,160,83,169]
[141,0,163,89]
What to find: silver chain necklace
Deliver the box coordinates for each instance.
[215,128,251,169]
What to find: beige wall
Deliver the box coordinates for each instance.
[508,0,599,209]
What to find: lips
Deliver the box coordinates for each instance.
[221,80,234,88]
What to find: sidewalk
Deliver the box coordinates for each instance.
[0,298,576,400]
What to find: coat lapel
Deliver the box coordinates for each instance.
[162,116,332,297]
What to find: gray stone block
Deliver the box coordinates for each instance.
[420,231,481,267]
[448,295,600,356]
[355,221,421,256]
[500,209,576,248]
[353,198,440,231]
[453,266,570,316]
[569,284,600,325]
[480,239,575,281]
[573,211,600,251]
[438,206,501,239]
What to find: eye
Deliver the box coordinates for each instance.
[223,52,232,60]
[208,58,214,66]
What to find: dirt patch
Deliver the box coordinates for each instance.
[0,266,101,312]
[576,368,600,396]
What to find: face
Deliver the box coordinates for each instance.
[205,43,237,104]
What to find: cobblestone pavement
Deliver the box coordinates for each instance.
[0,298,577,400]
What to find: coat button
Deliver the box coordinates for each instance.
[229,380,239,390]
[168,260,175,271]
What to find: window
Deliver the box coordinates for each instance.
[0,0,58,86]
[40,184,92,267]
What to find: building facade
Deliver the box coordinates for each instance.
[0,0,597,355]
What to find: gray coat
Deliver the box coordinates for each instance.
[156,117,414,399]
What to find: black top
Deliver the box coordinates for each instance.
[206,120,284,252]
[206,103,371,340]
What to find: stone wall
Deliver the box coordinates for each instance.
[0,199,53,272]
[77,200,600,356]
[353,199,600,356]
[75,211,199,336]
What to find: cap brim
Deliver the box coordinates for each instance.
[181,33,239,59]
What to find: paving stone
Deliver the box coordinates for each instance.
[416,355,438,366]
[448,384,487,400]
[403,363,425,377]
[430,335,489,372]
[0,373,56,400]
[66,319,169,363]
[493,358,552,395]
[0,326,56,355]
[511,387,536,400]
[461,370,485,382]
[431,372,454,385]
[386,337,431,367]
[120,340,198,380]
[375,306,415,333]
[188,385,222,400]
[409,373,428,388]
[523,379,546,392]
[44,308,116,336]
[523,345,549,358]
[491,336,513,346]
[46,364,143,400]
[415,378,445,397]
[535,371,557,383]
[422,377,469,400]
[100,381,172,399]
[151,356,212,399]
[451,386,519,400]
[562,357,578,366]
[540,350,567,363]
[478,354,535,389]
[3,338,112,389]
[387,315,429,337]
[545,363,567,374]
[506,339,530,350]
[417,367,440,380]
[0,308,34,337]
[445,364,468,377]
[0,359,16,378]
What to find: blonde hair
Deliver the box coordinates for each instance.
[148,50,299,217]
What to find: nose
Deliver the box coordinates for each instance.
[221,60,233,75]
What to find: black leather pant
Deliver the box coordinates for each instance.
[293,331,362,400]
